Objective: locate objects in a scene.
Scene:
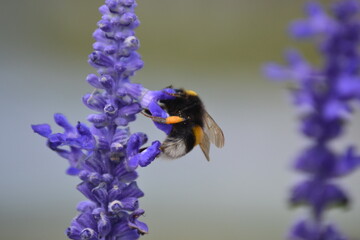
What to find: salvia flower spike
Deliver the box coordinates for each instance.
[264,1,360,239]
[32,0,174,239]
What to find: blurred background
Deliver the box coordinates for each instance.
[0,0,359,239]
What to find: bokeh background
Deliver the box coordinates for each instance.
[1,0,359,239]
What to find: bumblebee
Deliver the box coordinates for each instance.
[142,88,224,161]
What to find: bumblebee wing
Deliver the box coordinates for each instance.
[199,132,210,161]
[203,111,225,148]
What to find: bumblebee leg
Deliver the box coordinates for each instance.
[139,147,147,153]
[141,110,185,124]
[141,108,152,116]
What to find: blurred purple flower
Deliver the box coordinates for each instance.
[264,0,360,239]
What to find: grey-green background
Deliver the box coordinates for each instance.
[1,0,359,239]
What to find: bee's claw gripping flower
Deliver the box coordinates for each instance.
[32,0,171,239]
[265,0,360,239]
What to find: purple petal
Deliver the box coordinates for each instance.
[335,146,360,176]
[289,220,347,240]
[139,141,161,167]
[77,122,92,137]
[82,92,107,112]
[120,197,139,211]
[138,88,175,109]
[324,100,351,120]
[119,0,135,7]
[119,171,138,182]
[113,128,130,143]
[126,132,147,157]
[98,4,108,15]
[292,90,314,109]
[77,182,97,202]
[97,212,111,237]
[48,133,65,146]
[89,51,114,67]
[80,228,98,240]
[294,145,337,177]
[290,180,349,219]
[66,167,81,176]
[322,184,349,208]
[66,226,81,240]
[118,12,136,26]
[97,19,112,32]
[99,75,114,90]
[148,101,172,135]
[54,113,74,132]
[76,122,95,150]
[92,183,109,205]
[31,124,52,137]
[88,172,103,185]
[87,114,108,126]
[123,36,140,51]
[128,220,148,235]
[114,164,138,182]
[322,224,347,240]
[290,20,313,38]
[300,113,343,141]
[126,154,140,171]
[122,82,144,98]
[108,180,127,202]
[262,63,290,81]
[86,74,103,89]
[120,52,144,77]
[91,207,104,221]
[73,212,97,230]
[289,220,319,240]
[104,104,117,115]
[108,200,124,214]
[128,209,148,234]
[122,182,144,199]
[337,75,360,98]
[305,1,323,16]
[118,103,141,117]
[285,49,304,66]
[285,49,313,81]
[76,201,97,213]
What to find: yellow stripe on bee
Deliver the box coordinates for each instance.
[165,116,185,124]
[185,90,198,96]
[192,125,203,146]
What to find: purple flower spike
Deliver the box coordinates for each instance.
[32,0,175,239]
[265,1,360,239]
